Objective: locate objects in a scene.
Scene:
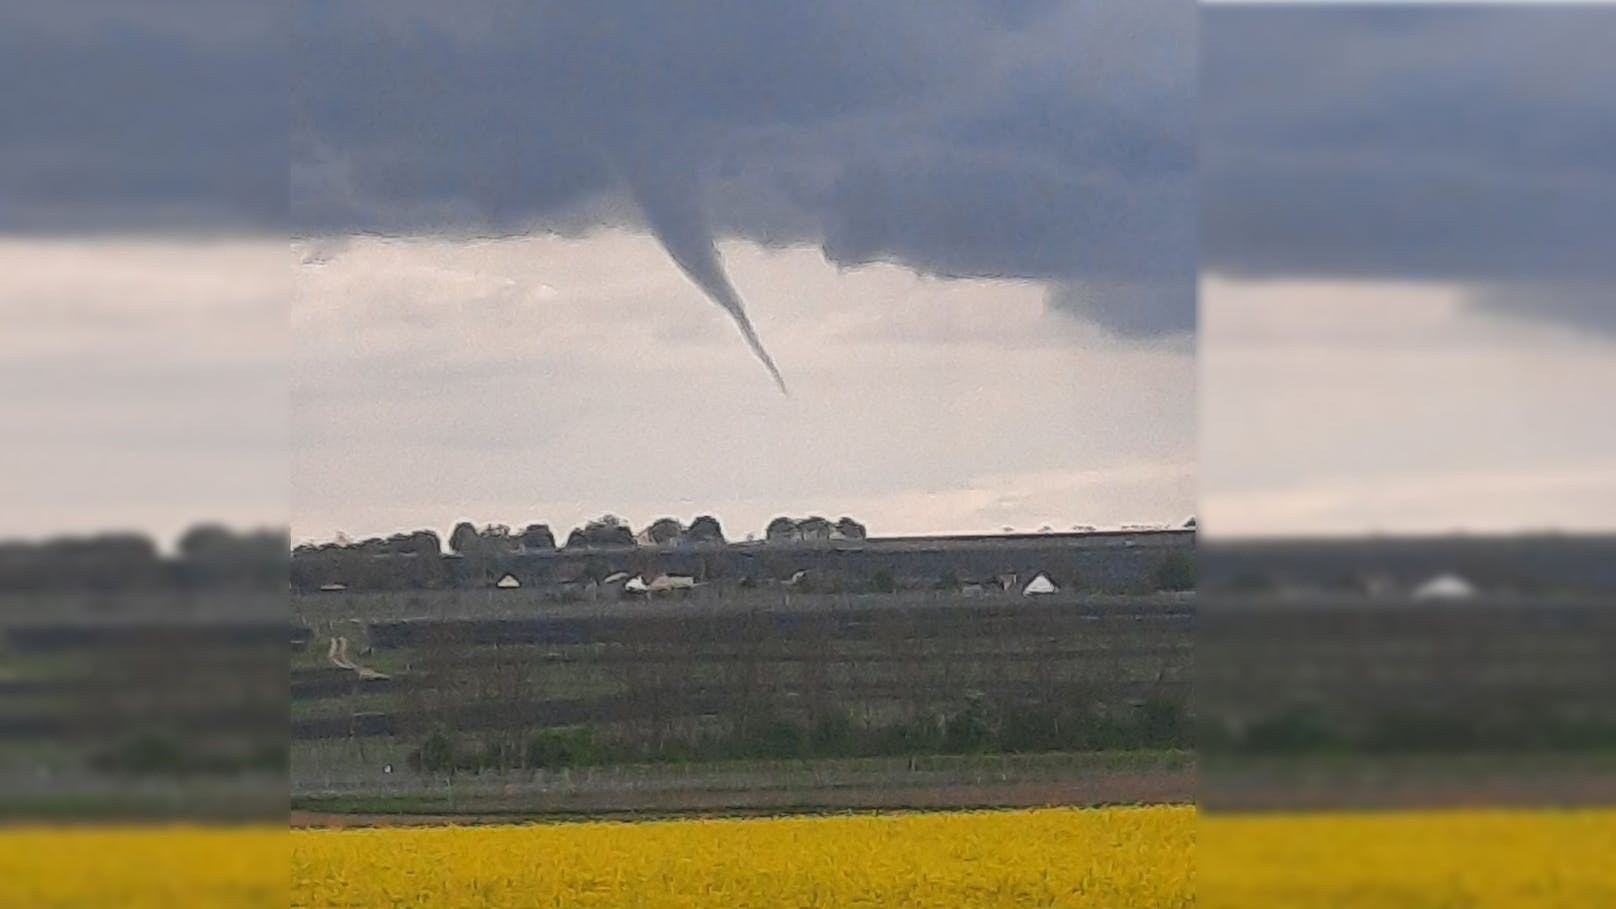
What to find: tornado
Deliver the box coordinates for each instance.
[617,153,789,395]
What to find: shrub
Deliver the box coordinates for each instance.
[1240,704,1340,754]
[1135,697,1189,749]
[411,731,457,774]
[870,569,896,594]
[944,693,996,754]
[1152,553,1196,592]
[809,710,857,757]
[525,728,596,770]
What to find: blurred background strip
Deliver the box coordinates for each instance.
[0,0,288,857]
[1200,2,1616,905]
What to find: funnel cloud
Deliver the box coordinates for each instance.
[617,151,788,393]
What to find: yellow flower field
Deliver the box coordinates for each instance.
[0,824,285,909]
[290,806,1194,909]
[1199,808,1616,909]
[7,806,1613,908]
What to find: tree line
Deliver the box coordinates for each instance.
[295,512,868,559]
[0,525,286,593]
[289,513,870,589]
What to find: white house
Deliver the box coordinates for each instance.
[1413,573,1476,601]
[647,574,696,593]
[1022,573,1059,596]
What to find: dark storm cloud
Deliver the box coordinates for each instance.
[5,3,1193,340]
[1202,5,1616,333]
[0,1,286,231]
[288,0,1194,340]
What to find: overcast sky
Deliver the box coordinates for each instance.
[20,4,1606,546]
[0,237,286,546]
[1200,5,1616,538]
[287,1,1196,543]
[0,1,285,547]
[292,233,1192,543]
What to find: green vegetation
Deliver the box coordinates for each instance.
[399,694,1191,776]
[1202,702,1616,756]
[88,734,288,777]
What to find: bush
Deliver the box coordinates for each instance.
[870,569,896,594]
[1135,697,1189,749]
[748,718,809,760]
[1152,553,1196,592]
[1240,704,1340,754]
[525,728,596,770]
[89,734,187,775]
[943,694,996,753]
[999,708,1063,753]
[478,739,522,772]
[809,710,857,757]
[900,713,948,753]
[410,731,457,774]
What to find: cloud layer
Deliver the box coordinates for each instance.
[292,1,1195,339]
[1202,5,1616,333]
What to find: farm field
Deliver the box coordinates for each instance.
[0,825,285,909]
[1201,808,1616,908]
[8,807,1613,907]
[291,806,1194,909]
[287,805,1616,907]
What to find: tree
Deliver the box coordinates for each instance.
[567,515,636,548]
[449,522,480,555]
[177,523,234,560]
[834,516,868,540]
[645,517,684,545]
[798,516,833,541]
[519,523,556,551]
[945,692,996,754]
[1152,551,1196,592]
[870,568,897,594]
[765,517,798,542]
[478,523,520,553]
[405,530,442,557]
[685,515,725,544]
[412,731,457,774]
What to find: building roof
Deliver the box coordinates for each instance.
[1413,573,1475,600]
[648,574,696,592]
[1022,573,1058,595]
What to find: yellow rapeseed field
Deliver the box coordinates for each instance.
[290,806,1195,909]
[0,824,285,909]
[9,806,1612,907]
[1199,808,1616,909]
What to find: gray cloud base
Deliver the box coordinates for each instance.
[1202,5,1616,334]
[290,1,1195,340]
